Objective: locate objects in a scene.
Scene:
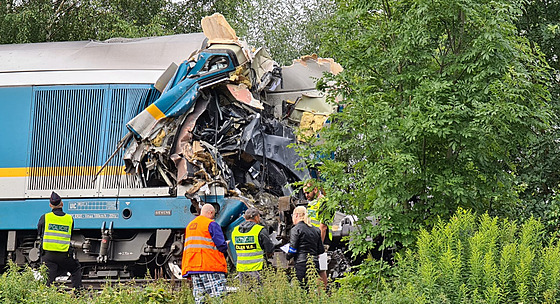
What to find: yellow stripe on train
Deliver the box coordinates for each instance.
[146,103,166,120]
[0,166,127,177]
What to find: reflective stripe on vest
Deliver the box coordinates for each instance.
[184,236,218,251]
[181,215,227,276]
[231,224,264,272]
[43,212,73,252]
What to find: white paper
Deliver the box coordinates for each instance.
[280,243,290,253]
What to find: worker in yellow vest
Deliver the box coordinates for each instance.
[231,207,273,283]
[304,183,333,290]
[37,192,82,289]
[182,204,228,304]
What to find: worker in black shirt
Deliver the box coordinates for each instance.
[37,192,82,289]
[286,206,325,286]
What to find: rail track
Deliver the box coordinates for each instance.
[59,277,186,291]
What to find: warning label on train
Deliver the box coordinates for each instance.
[71,213,119,219]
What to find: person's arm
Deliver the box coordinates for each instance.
[319,223,328,243]
[258,228,274,256]
[317,230,325,255]
[37,214,45,238]
[318,198,333,243]
[208,221,228,254]
[286,225,300,260]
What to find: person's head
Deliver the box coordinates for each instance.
[49,191,63,209]
[304,182,322,201]
[292,206,311,226]
[200,204,216,219]
[244,207,261,223]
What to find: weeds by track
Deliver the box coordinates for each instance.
[60,277,185,291]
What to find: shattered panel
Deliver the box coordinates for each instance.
[279,55,342,92]
[120,32,339,200]
[201,13,239,45]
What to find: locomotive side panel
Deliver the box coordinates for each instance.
[25,85,164,198]
[0,84,204,278]
[0,87,33,199]
[0,34,248,279]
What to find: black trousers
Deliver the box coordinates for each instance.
[42,251,83,288]
[294,260,319,287]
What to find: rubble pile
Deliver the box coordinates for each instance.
[122,13,341,218]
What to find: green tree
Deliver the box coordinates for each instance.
[233,0,337,65]
[164,0,239,34]
[0,0,336,65]
[1,0,186,43]
[512,0,560,235]
[518,0,560,73]
[308,0,553,253]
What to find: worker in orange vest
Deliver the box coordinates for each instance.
[182,204,228,304]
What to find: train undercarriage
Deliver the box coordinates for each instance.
[2,227,185,280]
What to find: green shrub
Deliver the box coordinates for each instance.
[0,262,76,304]
[338,208,560,303]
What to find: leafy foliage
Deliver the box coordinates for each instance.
[163,0,240,34]
[306,0,554,251]
[518,0,560,73]
[0,0,252,44]
[232,0,337,65]
[0,0,178,43]
[223,265,359,304]
[512,0,560,235]
[0,0,337,65]
[342,209,560,303]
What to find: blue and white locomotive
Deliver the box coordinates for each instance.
[0,13,345,279]
[0,33,260,279]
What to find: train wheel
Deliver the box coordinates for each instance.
[165,255,183,279]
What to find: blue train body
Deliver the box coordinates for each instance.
[0,34,249,279]
[0,22,337,280]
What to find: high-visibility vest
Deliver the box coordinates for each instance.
[231,224,264,272]
[307,198,332,240]
[181,216,227,276]
[42,212,73,252]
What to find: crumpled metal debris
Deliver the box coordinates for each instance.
[122,13,341,214]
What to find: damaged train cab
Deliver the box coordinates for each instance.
[0,13,352,280]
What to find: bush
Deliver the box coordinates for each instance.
[337,208,560,303]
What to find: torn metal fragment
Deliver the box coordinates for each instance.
[240,114,309,181]
[201,13,239,45]
[126,49,240,139]
[226,83,264,110]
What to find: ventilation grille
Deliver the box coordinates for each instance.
[27,85,159,193]
[28,88,104,190]
[101,88,150,189]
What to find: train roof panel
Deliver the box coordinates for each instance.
[0,33,206,86]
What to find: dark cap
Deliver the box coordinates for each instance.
[50,192,61,206]
[244,207,261,219]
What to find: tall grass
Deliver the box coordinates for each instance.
[0,261,358,303]
[348,208,560,303]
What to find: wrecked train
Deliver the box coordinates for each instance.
[0,33,220,279]
[0,14,352,280]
